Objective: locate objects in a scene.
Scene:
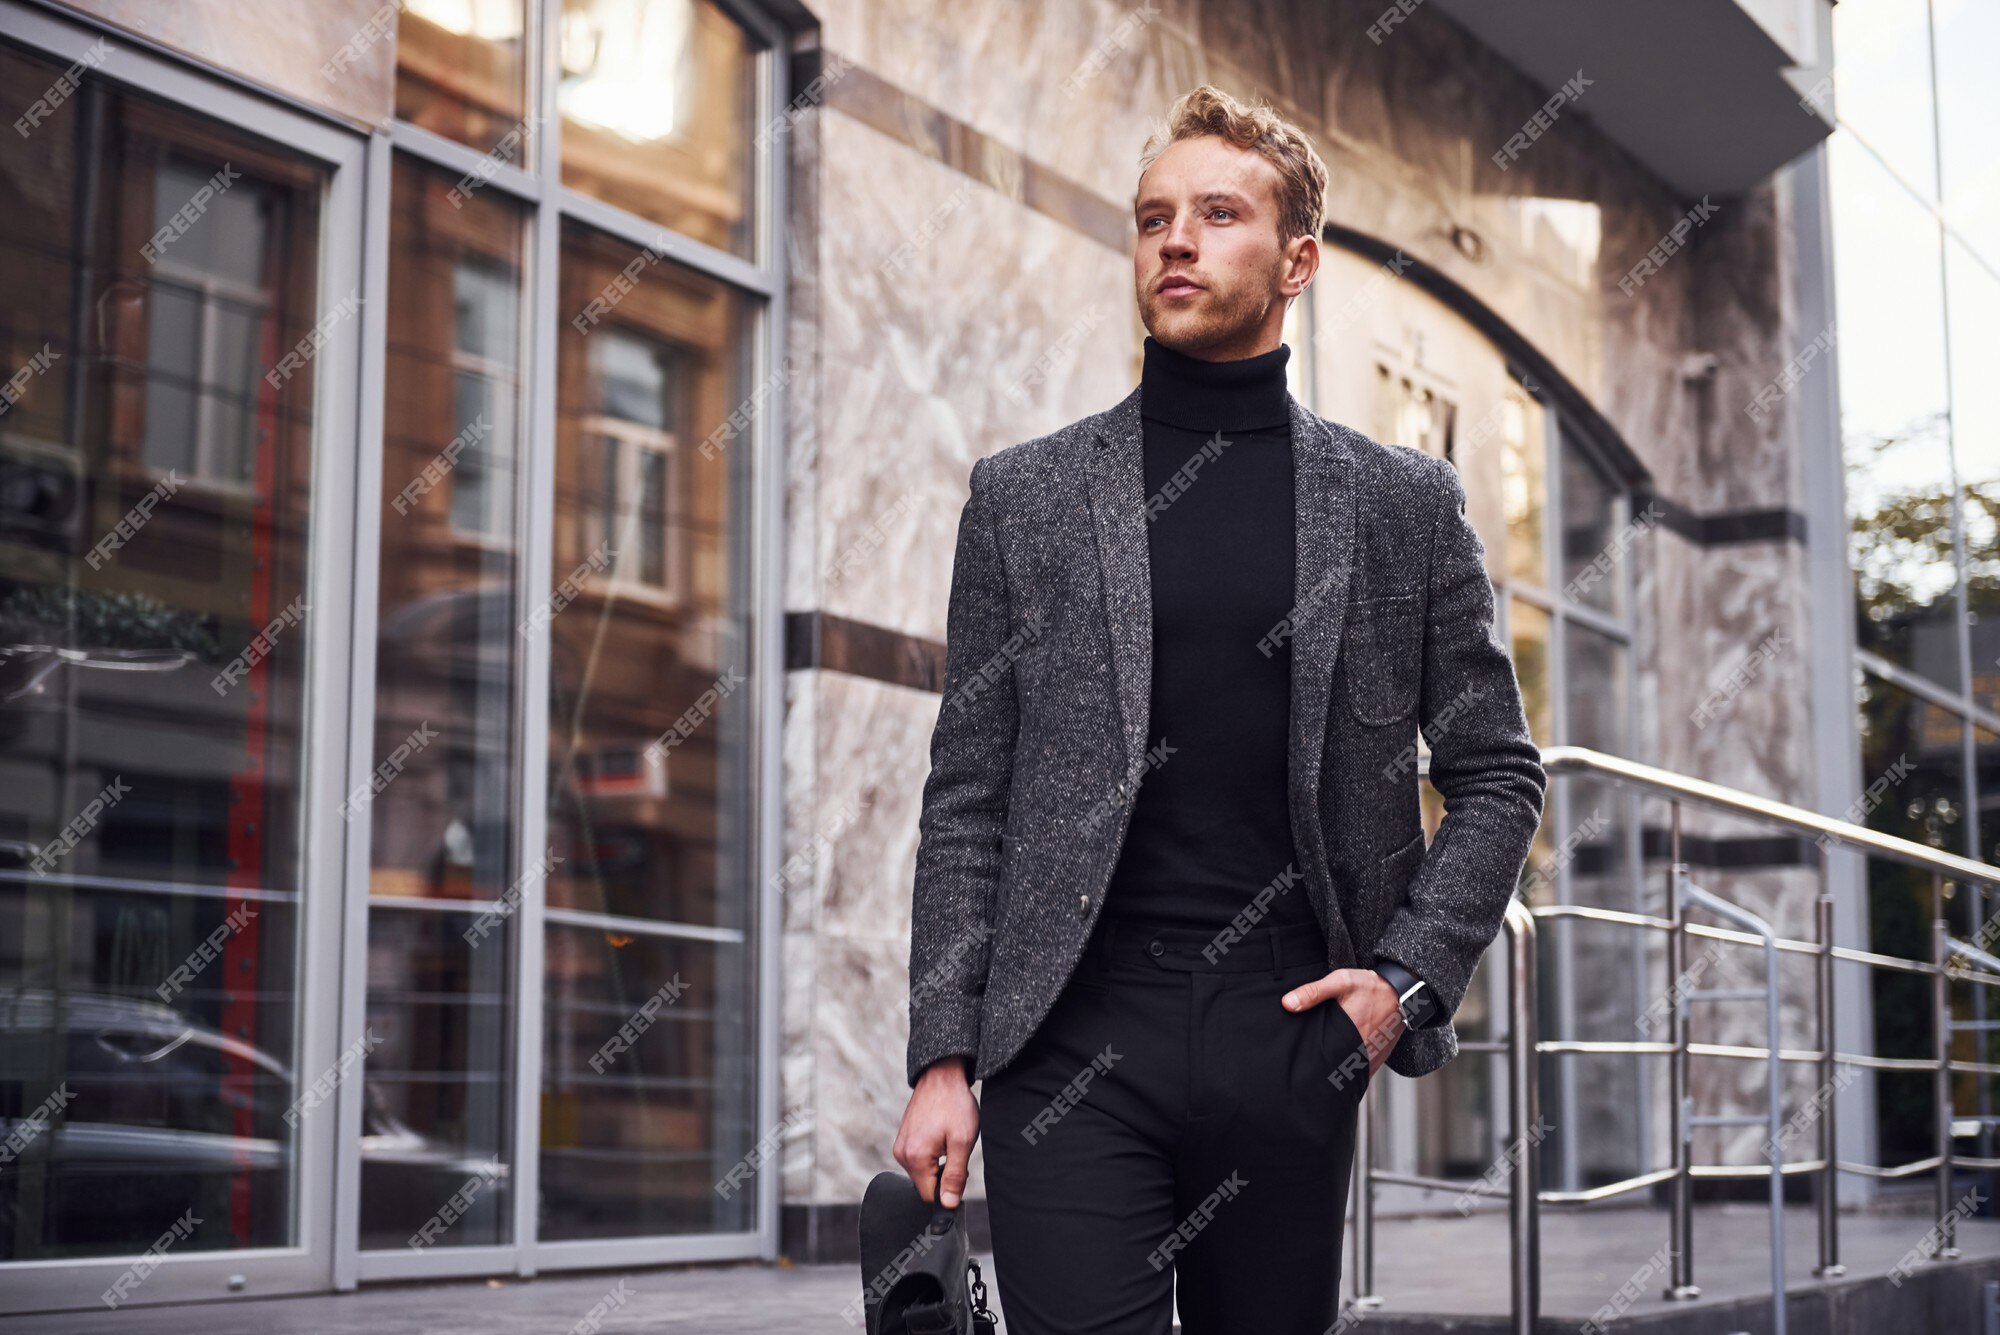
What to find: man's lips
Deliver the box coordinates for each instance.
[1157,275,1203,296]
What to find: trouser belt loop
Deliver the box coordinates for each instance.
[1268,929,1283,979]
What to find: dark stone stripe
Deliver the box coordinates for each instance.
[787,609,945,693]
[1639,826,1818,870]
[1634,489,1806,547]
[819,59,1132,254]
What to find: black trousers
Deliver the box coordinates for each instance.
[981,914,1370,1335]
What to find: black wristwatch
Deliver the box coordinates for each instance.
[1373,958,1438,1030]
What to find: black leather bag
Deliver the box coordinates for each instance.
[857,1170,999,1335]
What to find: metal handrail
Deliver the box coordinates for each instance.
[1540,746,2000,887]
[1350,746,2000,1334]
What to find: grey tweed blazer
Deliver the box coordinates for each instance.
[905,381,1546,1089]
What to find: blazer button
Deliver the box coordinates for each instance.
[1078,893,1090,916]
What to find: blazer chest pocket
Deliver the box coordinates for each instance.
[1343,592,1422,726]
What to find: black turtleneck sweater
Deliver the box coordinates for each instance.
[1102,335,1316,934]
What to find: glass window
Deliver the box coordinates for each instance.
[1508,597,1553,748]
[0,41,326,1260]
[360,154,529,1248]
[1830,134,1958,691]
[360,908,513,1248]
[1373,365,1456,461]
[1829,0,1940,201]
[1856,674,1967,1168]
[1557,428,1624,616]
[395,0,531,164]
[1978,723,2000,871]
[1934,0,2000,265]
[559,0,760,259]
[1561,625,1633,912]
[1947,233,2000,719]
[540,220,756,1239]
[1499,382,1547,587]
[1507,598,1557,894]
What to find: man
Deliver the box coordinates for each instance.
[892,84,1545,1333]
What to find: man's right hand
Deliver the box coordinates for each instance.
[894,1056,980,1208]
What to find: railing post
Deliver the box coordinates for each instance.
[1507,898,1539,1335]
[1681,880,1789,1335]
[1936,883,1962,1260]
[1814,888,1844,1278]
[1352,1082,1376,1311]
[1666,801,1699,1300]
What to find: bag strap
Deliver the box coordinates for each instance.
[968,1256,999,1334]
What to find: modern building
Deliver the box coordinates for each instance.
[0,0,1989,1318]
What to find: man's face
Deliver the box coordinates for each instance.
[1132,134,1313,358]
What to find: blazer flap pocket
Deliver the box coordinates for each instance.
[1377,829,1428,889]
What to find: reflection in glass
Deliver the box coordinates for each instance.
[359,154,529,1246]
[1508,597,1553,749]
[1555,625,1638,1196]
[560,0,759,258]
[1829,135,1957,690]
[541,221,755,1239]
[1558,429,1624,615]
[1508,598,1556,891]
[540,927,750,1238]
[1499,382,1547,586]
[1857,673,1966,1171]
[360,908,512,1248]
[1373,365,1456,460]
[1560,625,1631,911]
[1829,0,1939,200]
[0,42,324,1259]
[1934,0,2000,265]
[1980,723,2000,871]
[1948,234,2000,718]
[395,0,530,163]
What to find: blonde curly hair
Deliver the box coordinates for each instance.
[1138,84,1327,246]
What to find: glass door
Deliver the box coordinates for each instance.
[0,4,367,1311]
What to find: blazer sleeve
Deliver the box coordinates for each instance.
[1368,457,1547,1027]
[905,454,1020,1088]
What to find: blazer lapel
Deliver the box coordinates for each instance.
[1083,384,1361,964]
[1084,384,1153,779]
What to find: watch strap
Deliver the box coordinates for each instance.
[1373,958,1439,1028]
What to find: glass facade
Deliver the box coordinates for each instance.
[362,153,529,1250]
[0,0,780,1298]
[539,220,756,1241]
[0,39,328,1260]
[1826,0,2000,1170]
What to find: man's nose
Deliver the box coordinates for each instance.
[1160,212,1197,258]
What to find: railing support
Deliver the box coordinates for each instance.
[1936,880,1963,1261]
[1680,873,1788,1335]
[1666,803,1699,1300]
[1814,888,1844,1278]
[1506,897,1539,1335]
[1351,1078,1378,1311]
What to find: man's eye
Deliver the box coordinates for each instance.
[1210,208,1233,221]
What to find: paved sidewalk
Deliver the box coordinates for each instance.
[7,1203,2000,1333]
[0,1256,909,1335]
